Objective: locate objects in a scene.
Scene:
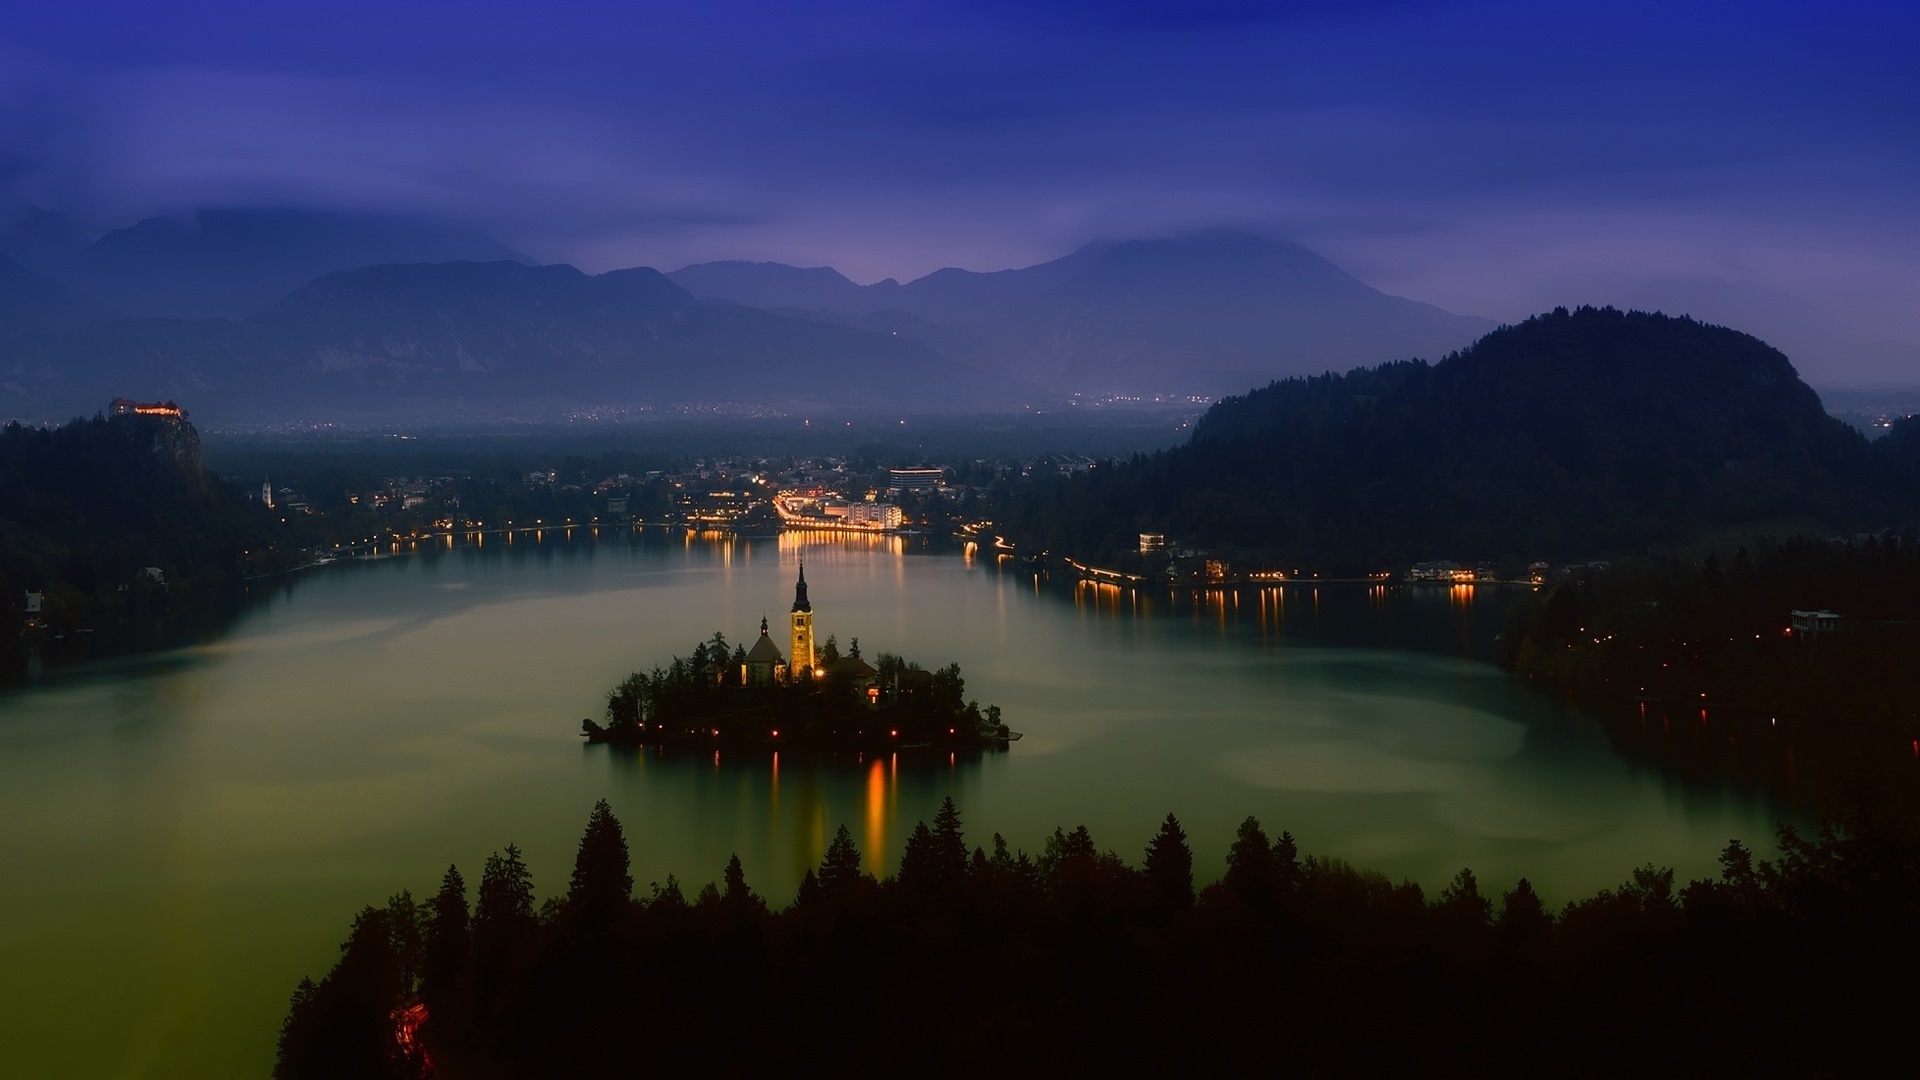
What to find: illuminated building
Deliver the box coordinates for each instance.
[845,501,902,529]
[887,467,943,491]
[789,562,815,678]
[108,397,186,418]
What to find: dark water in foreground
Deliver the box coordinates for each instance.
[0,529,1793,1076]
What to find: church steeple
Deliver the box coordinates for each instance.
[788,562,815,679]
[791,561,812,613]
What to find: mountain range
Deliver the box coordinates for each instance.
[3,259,997,420]
[0,206,1619,423]
[2,207,533,319]
[670,230,1494,394]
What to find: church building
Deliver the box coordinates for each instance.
[739,564,818,687]
[790,561,815,679]
[742,616,784,686]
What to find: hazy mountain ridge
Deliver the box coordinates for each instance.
[672,230,1496,393]
[993,307,1906,570]
[4,260,1014,420]
[0,254,111,336]
[68,207,536,319]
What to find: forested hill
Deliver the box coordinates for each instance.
[991,307,1905,573]
[0,410,267,636]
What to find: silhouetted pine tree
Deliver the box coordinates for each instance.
[722,853,765,913]
[1274,829,1304,896]
[930,796,970,889]
[819,824,866,893]
[1497,877,1551,946]
[475,845,536,959]
[423,864,469,995]
[1144,812,1194,908]
[897,821,939,891]
[794,867,823,907]
[567,799,634,925]
[1223,816,1280,907]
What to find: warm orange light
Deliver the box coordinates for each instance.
[770,729,779,737]
[890,729,898,737]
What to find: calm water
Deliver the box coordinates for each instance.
[0,529,1792,1077]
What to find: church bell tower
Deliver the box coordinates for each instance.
[789,561,815,680]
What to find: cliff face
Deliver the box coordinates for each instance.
[106,410,205,479]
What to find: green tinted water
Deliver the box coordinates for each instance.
[0,529,1788,1076]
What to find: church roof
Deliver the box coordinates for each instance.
[744,626,784,665]
[828,655,876,678]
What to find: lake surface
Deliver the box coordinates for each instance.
[0,529,1794,1077]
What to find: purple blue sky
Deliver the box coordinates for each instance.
[4,0,1917,380]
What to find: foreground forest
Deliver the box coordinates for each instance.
[277,796,1919,1077]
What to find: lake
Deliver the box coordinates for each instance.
[0,528,1794,1077]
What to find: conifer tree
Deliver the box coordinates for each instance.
[819,824,866,892]
[650,874,688,910]
[897,821,938,890]
[475,844,536,949]
[1497,877,1551,944]
[1144,812,1194,908]
[1273,830,1304,896]
[990,833,1016,874]
[930,797,970,886]
[567,799,634,924]
[1223,816,1280,905]
[795,867,823,907]
[722,853,765,912]
[423,865,468,994]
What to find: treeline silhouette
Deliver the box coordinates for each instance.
[987,307,1908,574]
[276,796,1918,1077]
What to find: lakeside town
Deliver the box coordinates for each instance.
[246,446,1587,587]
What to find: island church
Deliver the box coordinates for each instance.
[735,563,878,693]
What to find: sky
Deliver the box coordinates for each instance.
[4,0,1918,381]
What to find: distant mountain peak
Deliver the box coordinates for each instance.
[72,206,536,319]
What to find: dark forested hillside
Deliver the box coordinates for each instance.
[991,307,1903,572]
[0,410,268,640]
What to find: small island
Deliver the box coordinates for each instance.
[582,564,1014,752]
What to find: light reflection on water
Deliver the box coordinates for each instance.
[0,528,1796,1076]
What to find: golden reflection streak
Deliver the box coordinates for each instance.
[775,530,906,558]
[865,758,889,876]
